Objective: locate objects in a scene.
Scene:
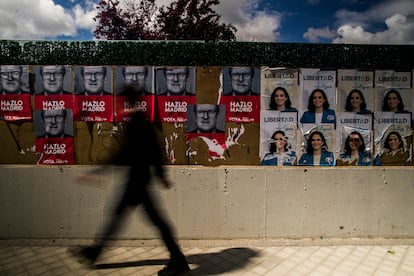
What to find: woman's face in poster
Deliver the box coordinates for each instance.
[349,91,363,110]
[312,91,325,109]
[274,89,288,109]
[386,92,400,111]
[273,133,287,152]
[349,134,362,151]
[387,134,401,151]
[311,133,324,150]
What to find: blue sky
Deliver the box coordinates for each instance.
[0,0,413,44]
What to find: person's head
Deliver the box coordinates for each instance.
[40,65,65,94]
[164,67,189,95]
[81,66,107,95]
[345,89,367,112]
[41,109,66,138]
[0,65,22,94]
[306,131,327,154]
[382,89,405,112]
[229,67,254,95]
[384,131,404,152]
[194,104,219,133]
[269,130,289,153]
[123,66,148,93]
[269,87,292,110]
[307,88,329,112]
[344,131,366,154]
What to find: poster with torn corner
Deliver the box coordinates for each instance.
[373,112,413,166]
[337,69,374,114]
[298,124,335,166]
[374,70,412,113]
[336,112,373,166]
[186,104,226,164]
[260,67,299,112]
[260,111,298,166]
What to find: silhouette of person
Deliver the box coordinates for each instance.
[74,86,189,275]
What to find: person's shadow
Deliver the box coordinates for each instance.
[95,247,259,275]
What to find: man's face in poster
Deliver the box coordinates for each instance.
[124,66,147,93]
[230,67,253,95]
[195,104,219,133]
[165,68,188,95]
[43,109,66,137]
[0,65,22,94]
[41,66,65,94]
[82,66,106,95]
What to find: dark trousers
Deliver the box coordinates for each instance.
[95,180,184,260]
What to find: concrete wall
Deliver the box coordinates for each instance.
[0,166,413,240]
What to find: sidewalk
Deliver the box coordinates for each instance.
[1,238,414,275]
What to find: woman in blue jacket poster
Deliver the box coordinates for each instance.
[300,88,336,126]
[299,131,334,166]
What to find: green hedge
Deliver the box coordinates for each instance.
[0,40,413,69]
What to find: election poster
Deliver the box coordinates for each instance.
[220,67,260,123]
[0,65,31,121]
[337,69,374,114]
[260,111,298,166]
[115,66,155,122]
[73,66,114,122]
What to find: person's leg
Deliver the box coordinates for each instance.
[79,187,131,263]
[141,189,189,275]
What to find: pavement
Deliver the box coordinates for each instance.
[1,238,414,275]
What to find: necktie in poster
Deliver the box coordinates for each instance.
[73,66,114,122]
[115,66,155,122]
[0,65,31,121]
[33,65,74,165]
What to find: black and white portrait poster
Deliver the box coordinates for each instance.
[115,66,155,122]
[260,67,299,112]
[0,65,31,121]
[260,111,298,166]
[337,69,374,114]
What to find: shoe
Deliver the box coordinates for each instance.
[70,246,101,267]
[158,258,190,276]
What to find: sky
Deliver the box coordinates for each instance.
[0,0,413,44]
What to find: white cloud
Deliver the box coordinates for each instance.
[333,13,414,44]
[215,0,281,41]
[303,26,337,43]
[0,0,97,40]
[331,0,414,44]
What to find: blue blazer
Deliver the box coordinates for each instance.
[298,151,334,166]
[336,152,372,166]
[300,109,336,125]
[261,151,297,166]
